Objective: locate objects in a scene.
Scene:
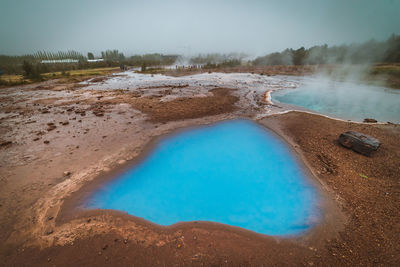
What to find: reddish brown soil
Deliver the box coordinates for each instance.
[132,88,239,122]
[0,69,399,267]
[1,111,399,266]
[261,112,400,266]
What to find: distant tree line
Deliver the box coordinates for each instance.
[189,53,247,66]
[253,34,400,66]
[0,49,178,77]
[128,53,178,67]
[201,59,242,69]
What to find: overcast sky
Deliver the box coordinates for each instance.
[0,0,399,56]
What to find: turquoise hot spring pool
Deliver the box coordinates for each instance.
[272,78,400,123]
[86,119,320,236]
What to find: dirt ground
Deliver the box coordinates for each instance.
[0,71,399,266]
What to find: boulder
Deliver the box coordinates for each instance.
[338,131,381,156]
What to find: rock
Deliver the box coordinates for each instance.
[0,141,12,147]
[75,109,86,116]
[363,118,377,123]
[93,109,105,117]
[63,171,71,176]
[102,244,108,250]
[338,131,381,156]
[47,124,57,131]
[44,140,50,144]
[45,229,53,235]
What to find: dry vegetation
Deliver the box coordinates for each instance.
[0,67,120,87]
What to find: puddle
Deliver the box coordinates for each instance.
[86,119,320,236]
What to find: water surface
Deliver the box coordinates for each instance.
[87,120,319,236]
[273,78,400,123]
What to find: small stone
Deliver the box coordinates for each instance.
[0,141,12,147]
[63,171,72,176]
[44,140,50,144]
[48,216,54,221]
[102,244,108,250]
[363,118,377,123]
[46,229,53,235]
[123,239,128,244]
[118,160,126,165]
[47,125,57,131]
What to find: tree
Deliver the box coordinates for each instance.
[292,47,307,65]
[22,60,33,77]
[22,60,42,80]
[87,52,94,60]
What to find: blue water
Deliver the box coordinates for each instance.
[87,119,319,236]
[272,79,400,123]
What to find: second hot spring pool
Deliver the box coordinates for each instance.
[86,119,320,236]
[272,78,400,123]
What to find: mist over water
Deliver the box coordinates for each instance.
[273,75,400,123]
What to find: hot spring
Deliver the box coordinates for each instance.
[86,119,319,236]
[272,78,400,123]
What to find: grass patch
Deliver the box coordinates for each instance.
[370,64,400,76]
[0,67,120,87]
[369,64,400,89]
[138,67,165,74]
[0,74,29,86]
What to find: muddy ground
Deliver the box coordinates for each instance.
[0,71,399,266]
